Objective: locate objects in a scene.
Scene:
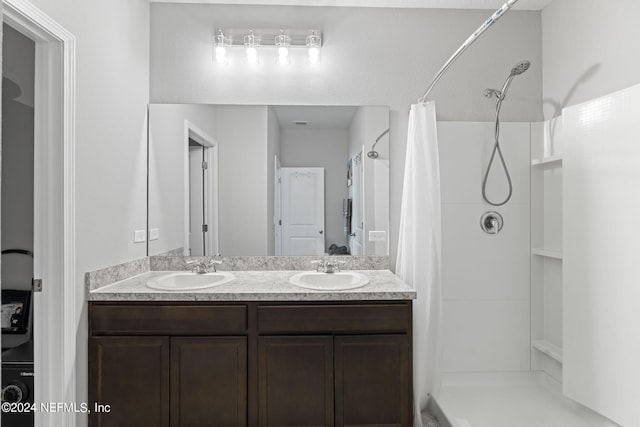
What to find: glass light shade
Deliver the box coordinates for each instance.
[246,46,258,64]
[244,31,260,65]
[214,32,228,64]
[308,47,320,65]
[306,32,321,65]
[275,32,290,65]
[215,46,227,64]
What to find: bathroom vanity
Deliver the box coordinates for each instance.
[87,268,415,427]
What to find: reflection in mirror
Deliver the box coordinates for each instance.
[148,105,389,257]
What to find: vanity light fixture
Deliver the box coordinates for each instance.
[306,30,321,65]
[244,30,260,65]
[214,30,228,64]
[212,29,322,66]
[275,30,291,65]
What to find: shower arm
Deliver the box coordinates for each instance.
[371,128,390,152]
[417,0,520,104]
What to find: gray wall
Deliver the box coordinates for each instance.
[148,103,218,256]
[150,4,543,265]
[542,0,640,120]
[2,24,34,291]
[280,127,349,251]
[216,105,270,255]
[266,107,281,256]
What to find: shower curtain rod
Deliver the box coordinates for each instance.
[418,0,520,104]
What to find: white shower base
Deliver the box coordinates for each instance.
[435,372,619,427]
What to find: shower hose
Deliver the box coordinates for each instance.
[481,104,513,206]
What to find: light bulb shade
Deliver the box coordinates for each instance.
[246,46,259,64]
[244,31,260,64]
[214,32,229,64]
[308,47,320,65]
[215,46,227,64]
[278,47,290,65]
[306,32,322,65]
[275,32,291,65]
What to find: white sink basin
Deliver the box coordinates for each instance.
[289,271,370,291]
[146,271,235,291]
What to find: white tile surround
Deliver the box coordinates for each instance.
[438,122,531,373]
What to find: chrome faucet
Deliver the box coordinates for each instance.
[311,259,346,274]
[186,259,222,274]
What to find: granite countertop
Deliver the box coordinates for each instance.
[88,269,416,302]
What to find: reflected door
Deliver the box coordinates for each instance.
[188,144,206,256]
[280,168,325,256]
[349,156,364,256]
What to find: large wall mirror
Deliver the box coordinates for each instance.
[148,104,390,257]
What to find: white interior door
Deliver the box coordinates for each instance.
[274,156,282,256]
[188,145,205,256]
[280,167,325,256]
[563,83,640,427]
[349,156,364,255]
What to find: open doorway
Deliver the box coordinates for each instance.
[184,121,219,256]
[1,2,77,427]
[1,22,35,427]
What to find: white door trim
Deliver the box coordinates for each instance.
[2,1,76,427]
[183,120,218,255]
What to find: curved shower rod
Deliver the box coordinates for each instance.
[418,0,520,104]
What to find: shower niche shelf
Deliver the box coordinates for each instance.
[531,153,563,166]
[531,248,562,260]
[532,340,563,363]
[530,120,564,384]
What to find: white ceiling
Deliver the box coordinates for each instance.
[274,106,357,129]
[149,0,555,11]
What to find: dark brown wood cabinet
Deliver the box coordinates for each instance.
[89,300,412,427]
[171,337,247,427]
[258,336,335,427]
[335,335,410,427]
[90,336,170,427]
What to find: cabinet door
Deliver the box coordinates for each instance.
[171,337,247,427]
[335,335,411,427]
[90,336,170,427]
[258,336,334,427]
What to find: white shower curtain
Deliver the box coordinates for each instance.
[396,101,442,427]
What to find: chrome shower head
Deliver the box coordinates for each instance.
[367,150,379,159]
[510,60,530,76]
[486,60,531,104]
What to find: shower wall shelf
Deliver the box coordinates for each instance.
[532,248,563,260]
[532,340,563,363]
[531,120,564,384]
[531,153,563,166]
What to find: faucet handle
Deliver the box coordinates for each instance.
[206,259,222,272]
[310,260,325,272]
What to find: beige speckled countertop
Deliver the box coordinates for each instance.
[88,270,416,302]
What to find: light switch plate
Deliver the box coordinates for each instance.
[368,230,386,242]
[149,228,160,241]
[134,229,146,243]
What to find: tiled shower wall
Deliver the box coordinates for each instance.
[438,122,531,373]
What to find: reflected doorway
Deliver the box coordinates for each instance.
[184,121,219,256]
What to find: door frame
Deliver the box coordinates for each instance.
[183,120,218,256]
[2,1,77,427]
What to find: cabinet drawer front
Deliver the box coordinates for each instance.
[258,303,410,334]
[91,304,247,335]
